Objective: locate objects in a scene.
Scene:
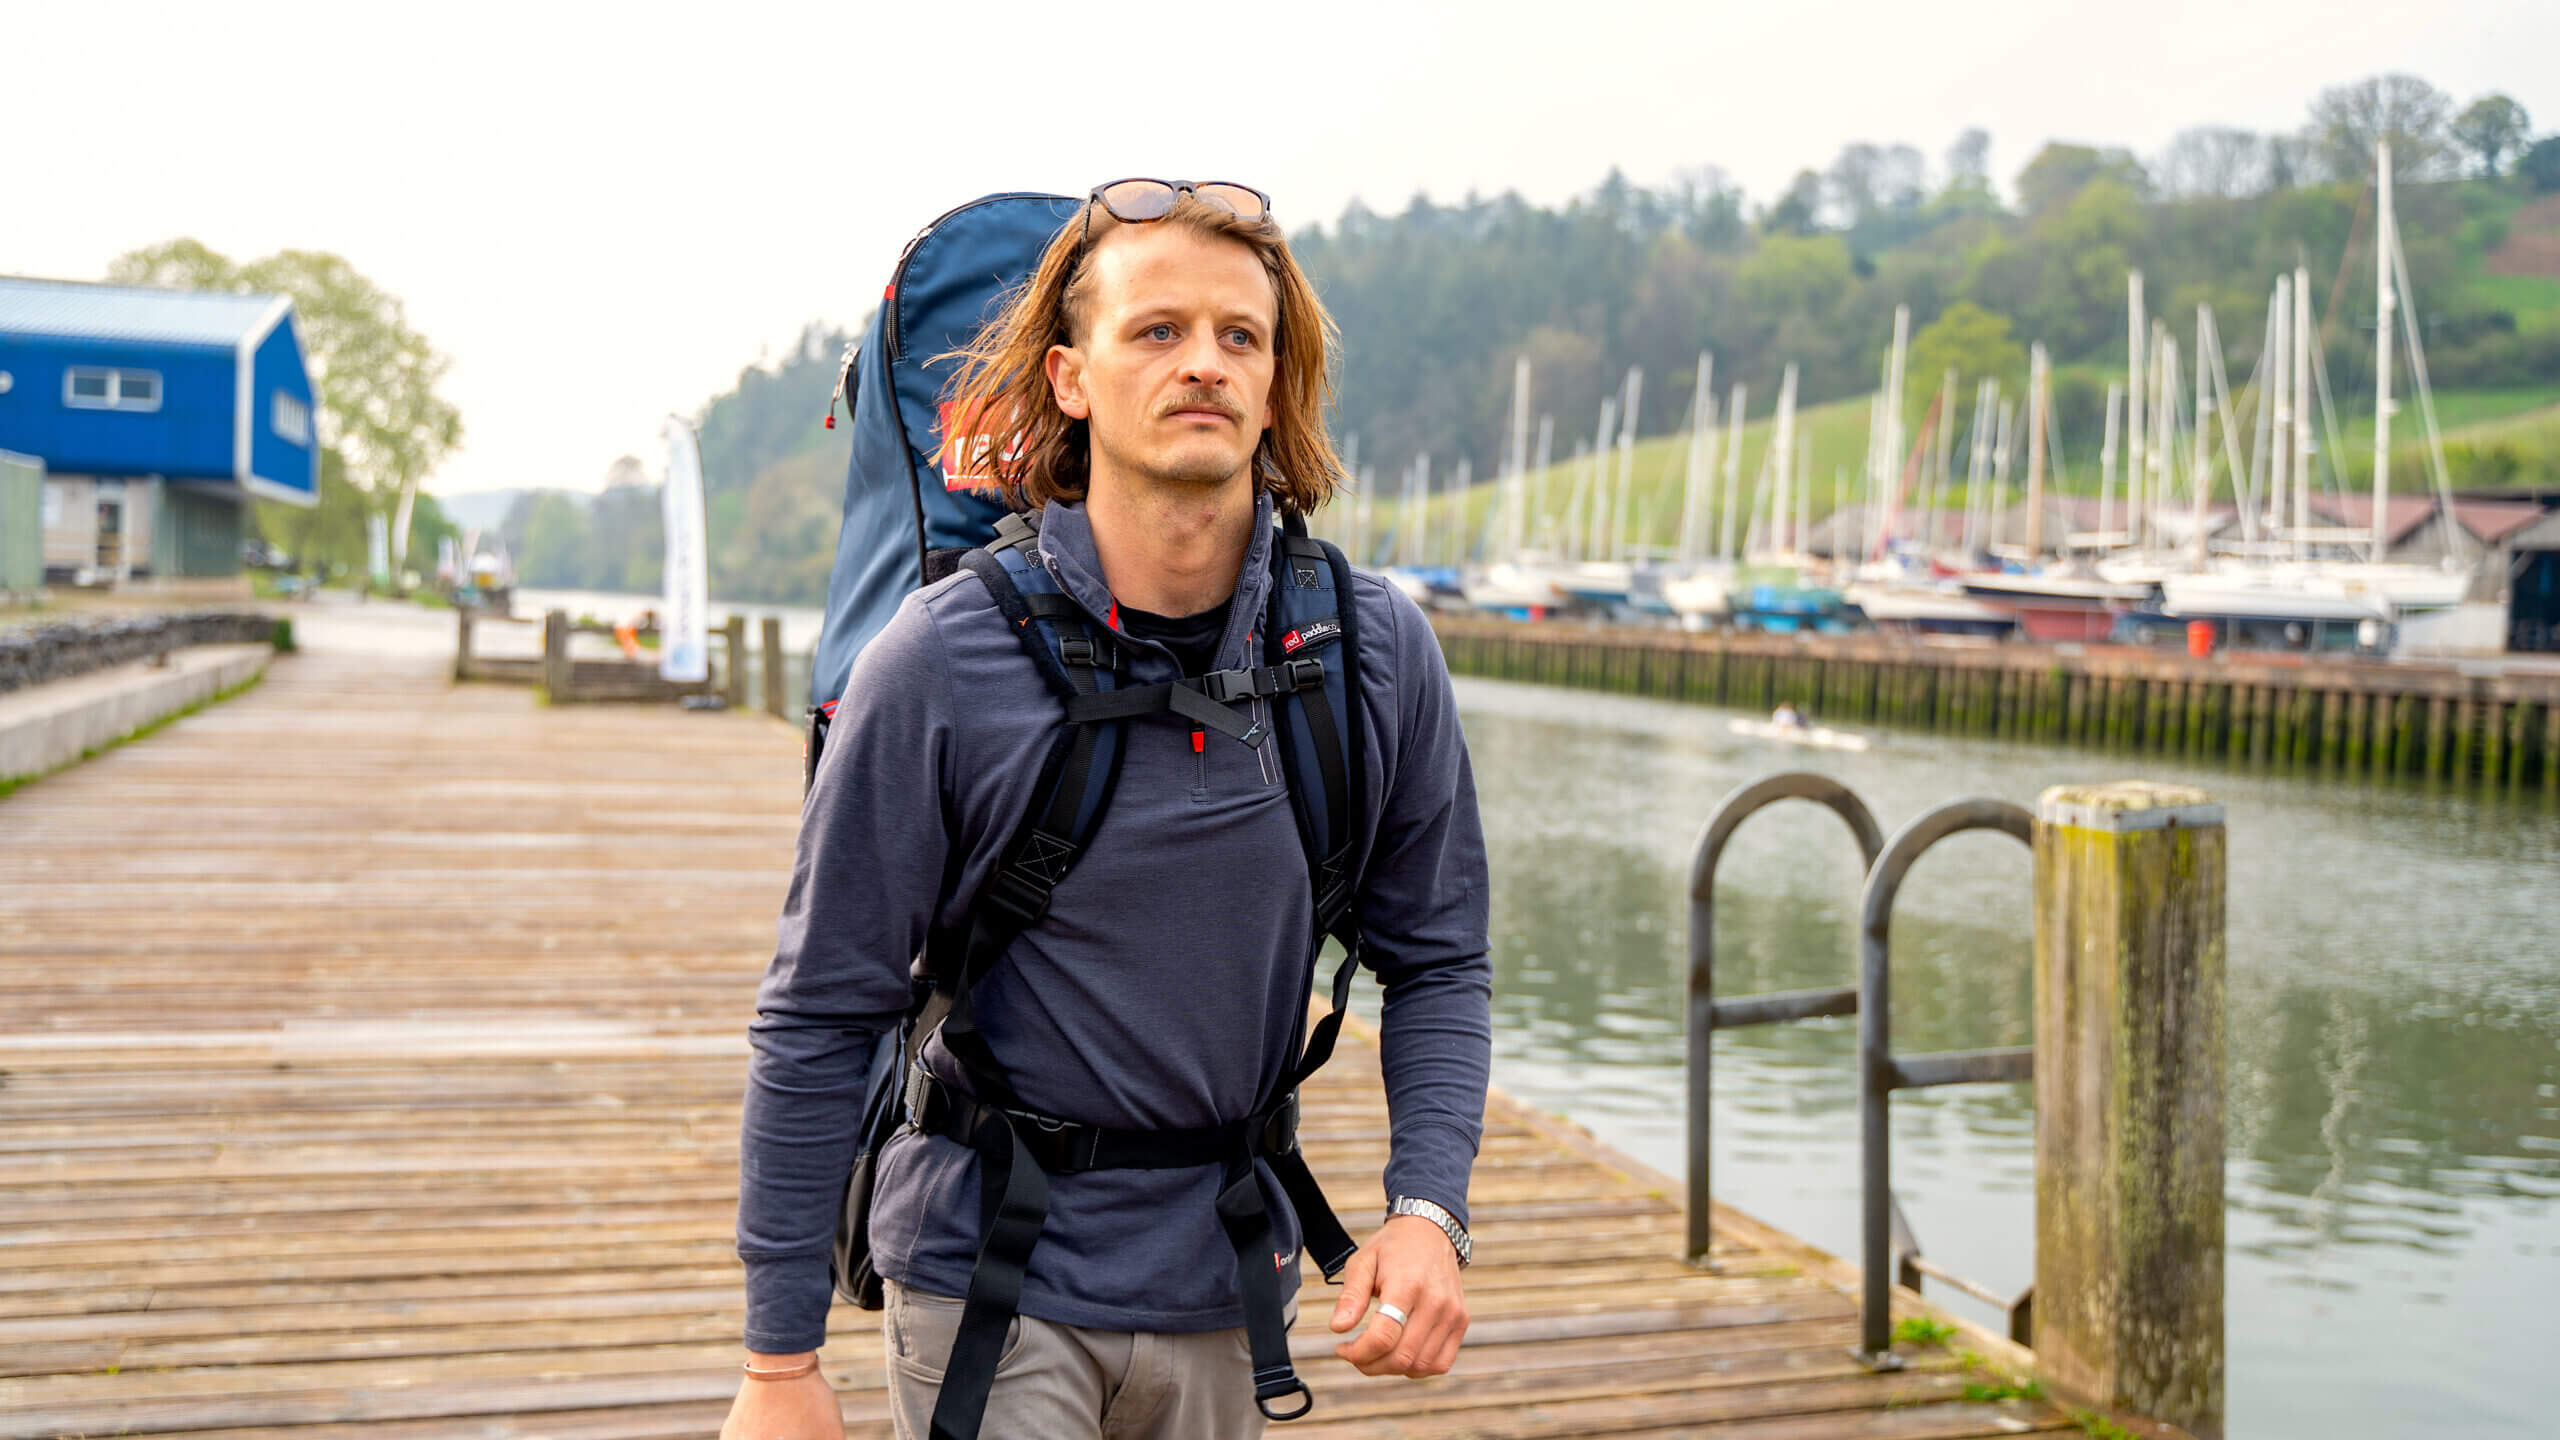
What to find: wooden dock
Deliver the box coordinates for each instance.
[1432,615,2560,797]
[0,615,2132,1438]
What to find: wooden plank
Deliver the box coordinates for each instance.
[0,620,2171,1439]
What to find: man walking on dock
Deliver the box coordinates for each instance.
[724,181,1494,1439]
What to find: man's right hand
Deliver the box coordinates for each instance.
[718,1354,843,1440]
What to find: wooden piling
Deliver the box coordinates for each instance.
[2452,698,2476,784]
[2426,697,2451,780]
[760,616,787,720]
[2035,782,2227,1440]
[541,609,571,701]
[2345,691,2369,776]
[2547,705,2560,802]
[722,615,749,711]
[2482,701,2506,793]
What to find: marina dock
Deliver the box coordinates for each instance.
[0,611,2171,1438]
[1432,615,2560,796]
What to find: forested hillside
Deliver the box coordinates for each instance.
[477,71,2560,603]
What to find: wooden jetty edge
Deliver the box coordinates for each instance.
[0,618,2183,1439]
[1431,615,2560,797]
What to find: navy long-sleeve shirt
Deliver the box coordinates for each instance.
[737,494,1492,1352]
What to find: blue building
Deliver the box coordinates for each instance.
[0,276,317,586]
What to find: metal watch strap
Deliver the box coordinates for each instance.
[1387,1196,1472,1268]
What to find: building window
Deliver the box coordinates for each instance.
[63,367,164,412]
[272,390,314,446]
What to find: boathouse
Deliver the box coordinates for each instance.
[0,276,317,587]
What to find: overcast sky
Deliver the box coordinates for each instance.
[12,0,2554,497]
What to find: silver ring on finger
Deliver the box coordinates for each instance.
[1374,1302,1408,1327]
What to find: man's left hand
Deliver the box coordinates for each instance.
[1327,1214,1468,1378]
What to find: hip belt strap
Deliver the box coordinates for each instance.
[909,1071,1354,1434]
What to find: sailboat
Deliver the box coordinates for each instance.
[1838,308,2017,637]
[1380,454,1459,607]
[1722,364,1849,633]
[2155,141,2472,650]
[1955,343,2153,640]
[1661,355,1738,626]
[1556,367,1644,610]
[1464,356,1569,616]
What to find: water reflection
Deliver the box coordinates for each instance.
[1437,675,2560,1440]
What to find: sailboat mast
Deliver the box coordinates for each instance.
[2192,310,2212,570]
[1877,305,1910,554]
[2099,382,2121,542]
[1719,384,1747,563]
[1771,365,1799,558]
[2150,319,2170,556]
[1681,353,1715,566]
[2270,276,2293,552]
[1451,457,1472,569]
[2372,139,2396,564]
[1586,401,1615,561]
[1930,369,1957,555]
[2293,263,2314,557]
[1531,414,1554,554]
[2025,343,2049,559]
[2127,272,2147,552]
[1615,367,1643,562]
[1506,356,1531,561]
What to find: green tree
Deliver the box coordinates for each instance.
[2523,136,2560,194]
[2015,143,2148,219]
[1905,303,2026,422]
[2306,73,2454,180]
[2451,95,2531,177]
[1762,171,1824,236]
[106,240,463,588]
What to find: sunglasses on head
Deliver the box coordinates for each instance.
[1080,178,1274,244]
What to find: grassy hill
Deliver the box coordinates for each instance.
[1339,384,2560,566]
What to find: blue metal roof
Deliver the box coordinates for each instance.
[0,277,288,350]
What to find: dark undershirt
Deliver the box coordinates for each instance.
[1115,596,1233,679]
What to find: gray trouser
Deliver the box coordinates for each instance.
[882,1278,1273,1440]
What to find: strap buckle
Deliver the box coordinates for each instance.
[980,863,1053,926]
[1197,668,1257,704]
[1059,634,1118,671]
[1254,1090,1301,1157]
[1254,1374,1315,1421]
[1284,657,1325,691]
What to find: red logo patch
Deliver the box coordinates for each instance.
[1282,628,1303,653]
[936,400,1026,491]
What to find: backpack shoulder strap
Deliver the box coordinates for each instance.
[927,517,1131,1106]
[1263,511,1365,949]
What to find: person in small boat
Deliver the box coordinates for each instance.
[1771,702,1807,730]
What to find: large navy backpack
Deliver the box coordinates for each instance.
[807,190,1084,773]
[807,193,1371,1437]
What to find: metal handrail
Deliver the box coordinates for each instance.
[1684,772,1884,1264]
[1855,798,2035,1368]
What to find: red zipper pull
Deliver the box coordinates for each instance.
[1191,728,1206,754]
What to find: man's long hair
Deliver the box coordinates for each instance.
[936,193,1345,516]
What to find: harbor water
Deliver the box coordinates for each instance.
[1443,672,2558,1439]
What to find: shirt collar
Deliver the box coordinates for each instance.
[1037,491,1277,668]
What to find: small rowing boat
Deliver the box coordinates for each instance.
[1728,716,1873,752]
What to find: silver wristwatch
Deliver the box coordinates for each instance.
[1387,1196,1472,1268]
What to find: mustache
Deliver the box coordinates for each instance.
[1158,391,1241,421]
